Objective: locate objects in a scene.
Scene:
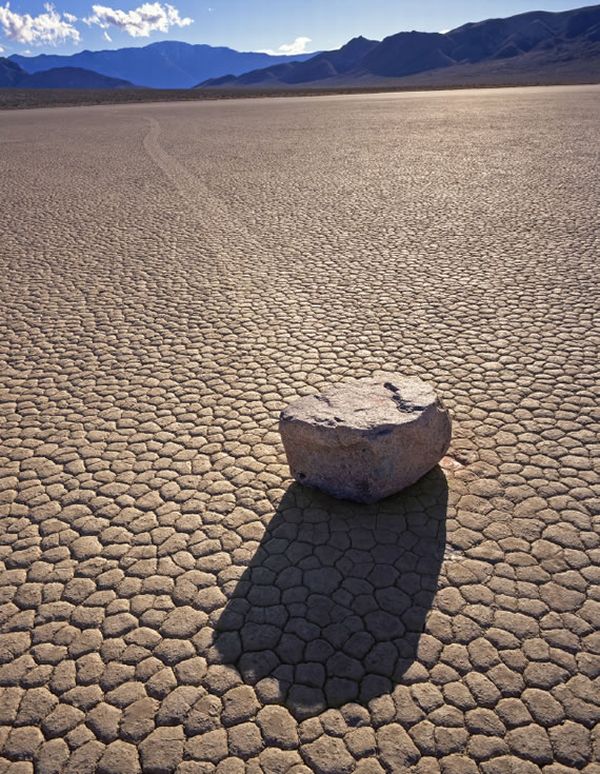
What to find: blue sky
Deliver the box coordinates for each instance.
[0,1,592,56]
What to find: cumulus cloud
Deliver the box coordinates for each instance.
[0,2,80,45]
[85,2,192,38]
[0,43,4,52]
[260,36,312,56]
[63,12,78,23]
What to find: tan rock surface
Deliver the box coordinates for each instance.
[280,373,452,502]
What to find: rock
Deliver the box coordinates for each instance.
[302,736,355,774]
[160,608,207,638]
[98,740,141,774]
[221,686,260,726]
[4,726,44,760]
[549,721,591,767]
[257,705,299,749]
[139,726,184,773]
[70,536,102,560]
[186,729,228,763]
[34,738,70,774]
[227,722,264,758]
[279,373,451,503]
[64,741,104,774]
[42,704,85,738]
[377,723,421,769]
[85,703,122,743]
[120,697,158,743]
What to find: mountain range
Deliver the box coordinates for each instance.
[200,4,600,88]
[0,57,133,89]
[2,4,599,93]
[9,41,316,89]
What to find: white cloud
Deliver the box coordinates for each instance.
[85,2,192,38]
[63,12,78,23]
[103,29,111,41]
[0,2,80,45]
[0,43,4,52]
[439,29,450,34]
[260,36,312,57]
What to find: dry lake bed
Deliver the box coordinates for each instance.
[0,85,599,773]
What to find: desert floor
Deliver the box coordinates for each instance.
[0,85,598,773]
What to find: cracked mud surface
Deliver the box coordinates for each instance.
[1,85,599,773]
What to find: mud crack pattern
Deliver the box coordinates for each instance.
[0,86,599,773]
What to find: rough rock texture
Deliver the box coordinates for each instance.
[279,373,452,503]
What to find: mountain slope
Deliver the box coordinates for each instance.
[10,41,317,89]
[199,4,600,88]
[0,58,134,89]
[19,68,133,89]
[360,32,454,77]
[0,57,23,87]
[201,36,378,87]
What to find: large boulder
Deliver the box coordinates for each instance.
[279,373,451,503]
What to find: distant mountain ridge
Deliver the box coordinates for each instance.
[0,57,23,87]
[4,4,598,94]
[200,4,600,88]
[0,57,133,89]
[10,41,317,89]
[202,37,379,87]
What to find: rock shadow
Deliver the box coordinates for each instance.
[212,467,448,719]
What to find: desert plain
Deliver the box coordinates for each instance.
[0,85,599,773]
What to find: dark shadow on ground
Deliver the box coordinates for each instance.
[212,466,448,719]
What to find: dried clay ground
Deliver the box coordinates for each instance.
[0,85,599,774]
